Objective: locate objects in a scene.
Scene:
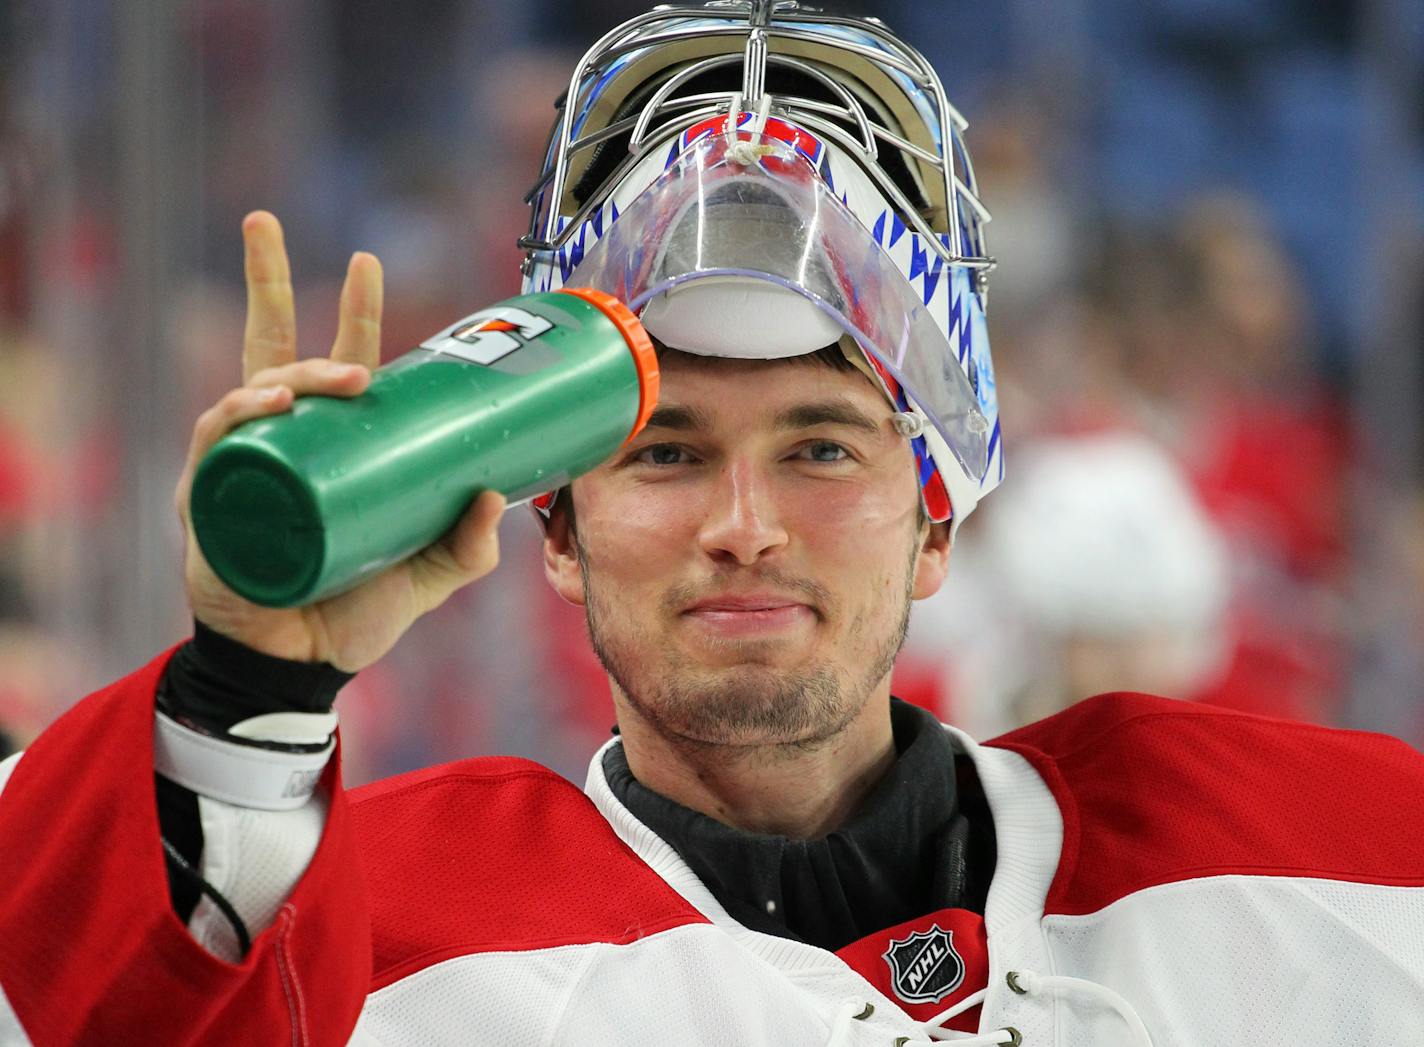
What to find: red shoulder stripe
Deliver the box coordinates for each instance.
[990,692,1424,916]
[350,757,708,991]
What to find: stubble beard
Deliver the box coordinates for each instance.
[576,533,920,752]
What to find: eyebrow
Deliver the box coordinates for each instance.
[773,398,884,435]
[644,403,714,431]
[641,397,885,436]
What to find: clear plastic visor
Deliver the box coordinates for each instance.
[566,133,989,482]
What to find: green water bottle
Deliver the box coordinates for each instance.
[189,287,659,608]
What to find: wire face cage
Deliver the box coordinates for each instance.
[520,0,994,279]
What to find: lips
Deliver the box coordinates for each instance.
[680,592,818,636]
[686,592,820,618]
[684,594,808,614]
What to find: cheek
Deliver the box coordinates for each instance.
[785,484,920,613]
[786,467,920,554]
[574,483,696,584]
[791,472,922,598]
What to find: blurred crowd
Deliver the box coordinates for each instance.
[1,0,1421,778]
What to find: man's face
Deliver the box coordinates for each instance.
[544,351,951,750]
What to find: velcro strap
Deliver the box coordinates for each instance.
[154,712,334,811]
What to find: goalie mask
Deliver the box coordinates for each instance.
[521,0,1001,531]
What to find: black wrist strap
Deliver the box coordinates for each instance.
[156,619,355,737]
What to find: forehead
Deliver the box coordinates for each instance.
[649,351,889,425]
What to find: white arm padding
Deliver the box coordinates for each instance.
[187,787,330,962]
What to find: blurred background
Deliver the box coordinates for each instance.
[0,0,1421,778]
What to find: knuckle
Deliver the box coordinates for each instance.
[245,326,296,353]
[195,406,220,435]
[197,387,256,437]
[247,365,278,387]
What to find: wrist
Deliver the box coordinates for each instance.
[157,620,355,743]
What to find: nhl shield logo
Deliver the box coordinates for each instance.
[883,925,965,1004]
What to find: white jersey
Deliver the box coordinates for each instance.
[0,648,1421,1045]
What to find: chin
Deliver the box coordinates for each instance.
[636,662,857,749]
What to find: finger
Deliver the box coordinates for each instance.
[242,211,298,382]
[248,356,372,398]
[330,252,383,369]
[174,385,294,526]
[407,490,507,614]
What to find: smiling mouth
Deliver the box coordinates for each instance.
[671,572,831,633]
[681,600,817,635]
[688,597,803,611]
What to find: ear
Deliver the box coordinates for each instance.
[542,497,587,607]
[911,519,952,600]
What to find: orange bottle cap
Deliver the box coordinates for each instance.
[558,287,659,442]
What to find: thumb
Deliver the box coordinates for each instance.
[406,490,507,615]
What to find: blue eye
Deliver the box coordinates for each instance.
[804,441,849,462]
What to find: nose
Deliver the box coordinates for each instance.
[696,457,789,566]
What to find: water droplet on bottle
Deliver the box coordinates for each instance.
[501,429,511,440]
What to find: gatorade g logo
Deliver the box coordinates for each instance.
[422,305,554,365]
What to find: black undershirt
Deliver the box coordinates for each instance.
[157,620,353,738]
[602,698,996,952]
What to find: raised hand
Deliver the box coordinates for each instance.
[174,212,506,672]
